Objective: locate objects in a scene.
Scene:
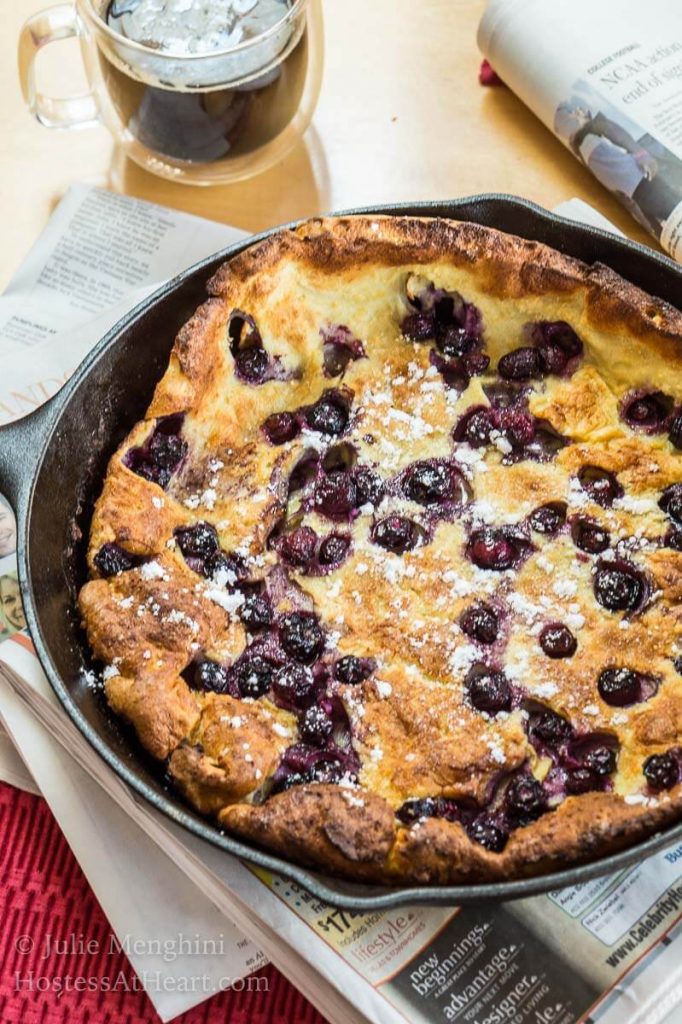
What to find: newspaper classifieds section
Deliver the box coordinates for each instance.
[504,845,682,1021]
[550,843,682,946]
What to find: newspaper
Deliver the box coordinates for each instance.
[478,0,682,262]
[0,185,681,1024]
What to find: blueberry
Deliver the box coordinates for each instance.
[494,407,537,450]
[435,325,477,357]
[463,353,490,377]
[299,705,333,746]
[354,466,384,507]
[234,346,269,384]
[280,613,325,664]
[262,411,300,445]
[371,516,420,554]
[565,767,599,795]
[593,560,646,612]
[133,461,172,489]
[582,745,617,776]
[597,667,643,707]
[621,391,672,433]
[430,353,471,392]
[498,347,543,381]
[228,310,269,383]
[533,321,583,359]
[174,522,219,560]
[643,752,679,791]
[314,472,357,520]
[401,312,435,342]
[466,528,528,571]
[528,502,567,535]
[233,655,275,698]
[669,413,682,450]
[539,623,577,659]
[537,343,568,375]
[318,533,351,566]
[148,430,187,469]
[674,657,682,676]
[404,462,450,505]
[467,818,508,852]
[466,665,512,714]
[278,743,322,775]
[578,465,623,507]
[272,663,316,707]
[460,603,499,644]
[124,416,187,489]
[453,406,494,447]
[530,710,572,746]
[190,659,231,694]
[396,797,441,823]
[659,484,682,525]
[321,324,366,377]
[310,758,349,784]
[571,518,610,554]
[505,775,546,825]
[239,593,272,632]
[323,345,352,377]
[279,526,318,569]
[205,550,247,584]
[403,461,467,506]
[273,770,309,793]
[94,543,137,576]
[305,391,350,436]
[665,528,682,551]
[334,656,373,685]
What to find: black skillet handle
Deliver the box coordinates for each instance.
[0,397,60,518]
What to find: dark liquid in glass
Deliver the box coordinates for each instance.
[100,2,308,163]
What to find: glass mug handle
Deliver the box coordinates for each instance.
[18,3,99,129]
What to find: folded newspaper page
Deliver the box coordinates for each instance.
[478,0,682,262]
[1,185,681,1024]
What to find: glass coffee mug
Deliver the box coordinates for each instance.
[18,0,323,185]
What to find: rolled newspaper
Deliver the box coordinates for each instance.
[478,0,682,262]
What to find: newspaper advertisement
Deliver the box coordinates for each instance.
[0,186,681,1024]
[478,0,682,261]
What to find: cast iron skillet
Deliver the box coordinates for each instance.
[2,196,682,909]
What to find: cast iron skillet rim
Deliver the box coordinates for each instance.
[16,193,682,909]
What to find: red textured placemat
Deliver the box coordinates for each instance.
[0,782,328,1024]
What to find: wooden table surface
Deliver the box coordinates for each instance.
[2,0,653,291]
